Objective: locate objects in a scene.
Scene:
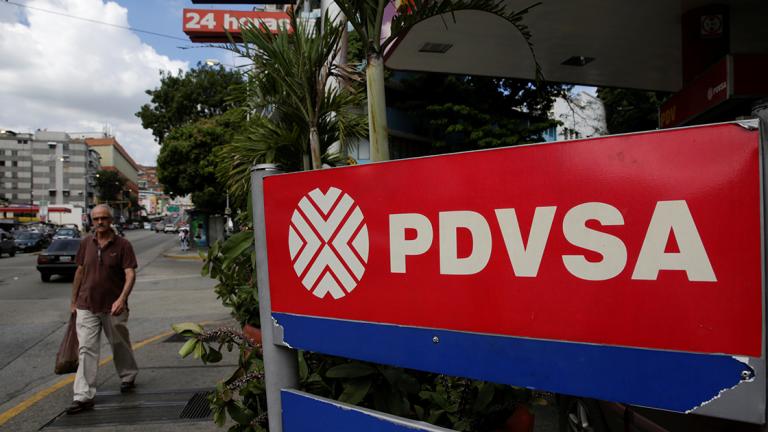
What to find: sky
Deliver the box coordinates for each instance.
[0,0,252,166]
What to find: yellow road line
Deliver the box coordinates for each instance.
[0,320,216,427]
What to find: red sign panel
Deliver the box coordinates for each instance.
[264,123,762,357]
[182,9,291,42]
[660,56,729,128]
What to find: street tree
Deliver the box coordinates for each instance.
[136,63,245,145]
[597,88,668,134]
[93,170,126,203]
[389,73,567,153]
[332,0,542,162]
[156,108,247,213]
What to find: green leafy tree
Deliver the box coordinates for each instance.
[93,170,126,203]
[596,88,668,134]
[390,73,567,153]
[156,108,247,213]
[136,63,245,145]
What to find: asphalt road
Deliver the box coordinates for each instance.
[0,229,228,413]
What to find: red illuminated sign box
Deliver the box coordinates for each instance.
[182,9,291,42]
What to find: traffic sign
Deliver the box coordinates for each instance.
[262,121,765,423]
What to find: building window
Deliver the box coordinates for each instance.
[48,142,56,149]
[0,161,4,166]
[48,190,56,197]
[11,161,17,167]
[63,143,70,151]
[63,190,70,197]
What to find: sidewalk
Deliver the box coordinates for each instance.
[2,320,238,432]
[0,240,236,432]
[163,245,207,261]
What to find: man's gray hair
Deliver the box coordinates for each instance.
[91,204,114,218]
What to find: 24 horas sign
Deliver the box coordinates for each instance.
[263,122,765,423]
[182,9,291,42]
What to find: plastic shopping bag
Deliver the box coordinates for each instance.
[54,312,79,374]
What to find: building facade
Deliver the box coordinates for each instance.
[0,130,101,209]
[84,136,141,221]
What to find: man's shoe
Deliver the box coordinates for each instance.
[120,381,136,393]
[66,399,94,415]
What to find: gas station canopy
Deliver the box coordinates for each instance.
[384,0,768,93]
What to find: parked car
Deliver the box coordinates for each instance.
[37,239,81,282]
[154,222,165,233]
[0,229,15,257]
[14,231,49,252]
[143,222,152,230]
[52,227,81,240]
[163,224,178,233]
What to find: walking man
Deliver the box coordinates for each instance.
[67,204,139,414]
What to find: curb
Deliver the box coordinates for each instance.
[162,252,205,261]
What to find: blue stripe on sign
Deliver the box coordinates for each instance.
[282,390,453,432]
[273,313,752,413]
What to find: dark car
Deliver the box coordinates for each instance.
[52,227,80,240]
[14,231,49,252]
[0,229,15,257]
[37,239,81,282]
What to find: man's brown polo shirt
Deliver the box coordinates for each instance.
[75,234,138,314]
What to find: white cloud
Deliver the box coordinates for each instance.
[0,0,188,165]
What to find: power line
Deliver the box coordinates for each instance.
[3,0,190,42]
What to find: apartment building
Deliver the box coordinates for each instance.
[0,130,101,209]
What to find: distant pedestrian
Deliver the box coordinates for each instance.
[66,204,138,415]
[179,228,190,251]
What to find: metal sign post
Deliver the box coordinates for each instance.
[250,164,298,432]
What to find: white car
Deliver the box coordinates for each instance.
[163,224,177,233]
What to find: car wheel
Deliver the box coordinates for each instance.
[559,397,608,432]
[40,273,51,282]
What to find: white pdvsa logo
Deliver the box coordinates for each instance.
[289,187,369,299]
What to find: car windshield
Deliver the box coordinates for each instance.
[46,239,80,253]
[16,232,41,240]
[56,229,76,236]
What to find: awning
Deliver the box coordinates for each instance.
[0,206,72,213]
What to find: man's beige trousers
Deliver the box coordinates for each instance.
[73,308,139,402]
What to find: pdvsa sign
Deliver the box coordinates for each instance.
[263,122,765,423]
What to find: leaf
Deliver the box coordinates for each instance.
[338,378,372,405]
[204,347,223,363]
[298,352,309,381]
[472,381,495,413]
[178,339,198,358]
[325,362,378,378]
[171,322,204,335]
[226,403,254,425]
[193,341,206,359]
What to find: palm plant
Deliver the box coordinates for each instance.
[228,8,366,166]
[332,0,542,162]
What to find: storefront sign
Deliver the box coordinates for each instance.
[182,8,291,42]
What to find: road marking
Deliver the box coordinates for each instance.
[0,320,215,427]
